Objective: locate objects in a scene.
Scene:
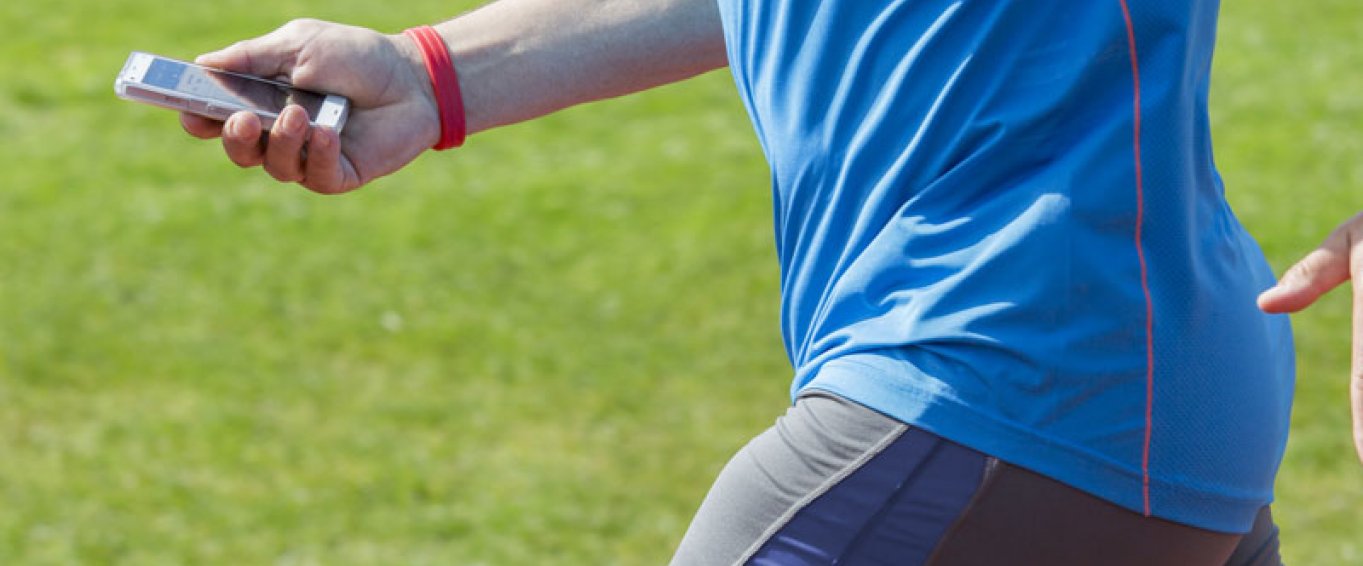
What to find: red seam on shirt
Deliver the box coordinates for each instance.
[1117,0,1154,518]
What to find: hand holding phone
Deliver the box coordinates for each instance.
[139,19,442,194]
[116,51,350,133]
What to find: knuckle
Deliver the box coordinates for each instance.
[1284,261,1317,282]
[263,160,302,182]
[265,159,304,183]
[1285,251,1344,289]
[227,150,260,169]
[224,140,262,168]
[282,18,322,34]
[268,169,303,184]
[269,131,300,148]
[225,40,250,54]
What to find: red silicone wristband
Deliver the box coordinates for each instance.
[403,25,466,150]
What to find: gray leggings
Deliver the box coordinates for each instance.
[671,392,1281,565]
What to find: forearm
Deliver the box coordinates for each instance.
[425,0,728,135]
[182,1,726,192]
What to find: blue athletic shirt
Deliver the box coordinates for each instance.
[714,0,1294,533]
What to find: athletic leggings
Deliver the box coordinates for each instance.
[670,392,1281,565]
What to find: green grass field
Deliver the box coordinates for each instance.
[1,1,1360,563]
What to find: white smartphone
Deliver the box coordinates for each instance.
[114,51,349,133]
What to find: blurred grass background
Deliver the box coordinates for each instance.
[0,0,1359,563]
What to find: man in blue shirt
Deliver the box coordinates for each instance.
[180,0,1356,563]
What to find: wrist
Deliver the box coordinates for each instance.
[390,31,442,150]
[400,25,468,150]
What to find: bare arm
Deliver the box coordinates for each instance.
[180,0,727,193]
[439,0,726,134]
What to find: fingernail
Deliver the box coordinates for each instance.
[286,110,306,135]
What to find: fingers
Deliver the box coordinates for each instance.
[1258,230,1351,313]
[221,111,266,168]
[180,112,223,139]
[263,106,310,183]
[217,106,354,194]
[301,126,350,194]
[1278,214,1363,465]
[189,19,370,194]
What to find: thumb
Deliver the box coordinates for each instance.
[1258,233,1351,313]
[195,19,323,78]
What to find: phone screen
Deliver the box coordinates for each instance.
[142,58,327,117]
